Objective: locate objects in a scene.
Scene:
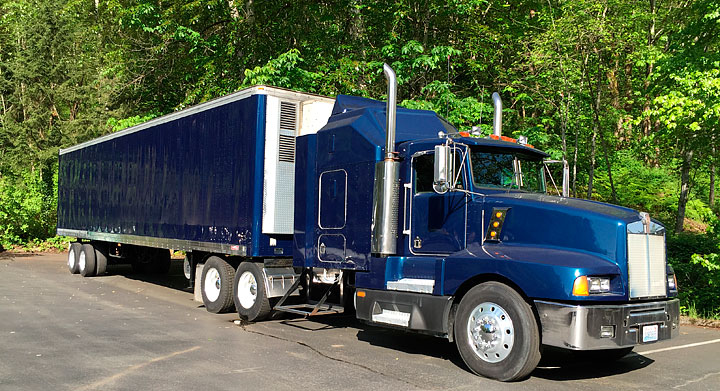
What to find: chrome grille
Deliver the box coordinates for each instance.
[627,233,666,298]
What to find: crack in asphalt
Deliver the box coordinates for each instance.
[235,321,423,390]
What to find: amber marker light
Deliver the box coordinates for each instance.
[572,276,589,296]
[485,207,509,242]
[356,291,366,298]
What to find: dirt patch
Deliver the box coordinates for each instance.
[681,315,720,329]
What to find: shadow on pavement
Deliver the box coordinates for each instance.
[532,347,654,381]
[355,323,466,367]
[101,259,192,293]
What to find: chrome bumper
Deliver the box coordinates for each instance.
[535,299,680,350]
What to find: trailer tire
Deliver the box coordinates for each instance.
[233,262,271,322]
[94,245,108,276]
[454,282,541,381]
[201,256,236,313]
[68,243,82,274]
[79,244,97,277]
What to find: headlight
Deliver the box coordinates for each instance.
[588,277,611,293]
[668,274,677,290]
[573,276,611,296]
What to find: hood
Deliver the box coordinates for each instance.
[480,192,649,264]
[497,192,640,222]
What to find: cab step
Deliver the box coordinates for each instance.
[274,303,344,317]
[272,270,343,317]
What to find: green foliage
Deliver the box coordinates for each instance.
[106,114,159,132]
[668,217,720,317]
[0,166,58,247]
[592,152,679,225]
[685,199,718,225]
[242,49,324,92]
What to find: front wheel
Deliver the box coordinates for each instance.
[454,282,541,381]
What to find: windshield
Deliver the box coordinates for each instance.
[470,150,546,193]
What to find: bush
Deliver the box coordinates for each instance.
[0,166,58,248]
[668,220,720,318]
[593,151,678,225]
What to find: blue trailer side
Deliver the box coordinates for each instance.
[58,94,279,255]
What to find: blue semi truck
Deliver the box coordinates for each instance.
[58,65,679,381]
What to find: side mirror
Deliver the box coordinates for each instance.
[433,145,455,194]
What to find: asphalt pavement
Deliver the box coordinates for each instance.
[1,252,719,391]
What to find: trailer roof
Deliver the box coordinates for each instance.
[60,86,333,155]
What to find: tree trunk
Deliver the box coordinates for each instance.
[710,163,716,209]
[675,148,693,233]
[641,0,657,140]
[601,134,617,203]
[572,120,579,198]
[587,128,596,199]
[711,145,716,209]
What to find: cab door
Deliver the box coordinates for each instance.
[406,150,467,255]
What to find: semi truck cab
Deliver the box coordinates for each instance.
[292,65,679,380]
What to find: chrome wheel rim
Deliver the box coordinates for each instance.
[68,248,76,269]
[237,271,257,309]
[203,268,222,302]
[183,258,192,280]
[467,302,514,363]
[78,250,86,272]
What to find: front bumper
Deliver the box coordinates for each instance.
[535,298,680,350]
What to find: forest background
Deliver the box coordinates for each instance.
[0,0,718,317]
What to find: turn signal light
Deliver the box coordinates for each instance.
[573,276,589,296]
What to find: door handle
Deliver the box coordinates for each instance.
[403,183,411,235]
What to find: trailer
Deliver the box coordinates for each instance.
[58,65,680,381]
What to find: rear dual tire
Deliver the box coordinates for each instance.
[233,262,271,322]
[68,243,82,274]
[200,256,236,314]
[68,242,109,276]
[78,244,97,277]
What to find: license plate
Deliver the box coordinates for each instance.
[642,324,659,343]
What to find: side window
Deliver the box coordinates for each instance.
[412,151,464,194]
[413,154,435,193]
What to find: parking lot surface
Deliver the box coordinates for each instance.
[1,252,719,390]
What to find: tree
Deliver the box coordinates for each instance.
[650,0,720,232]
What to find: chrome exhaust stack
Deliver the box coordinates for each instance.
[371,64,401,256]
[492,92,502,137]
